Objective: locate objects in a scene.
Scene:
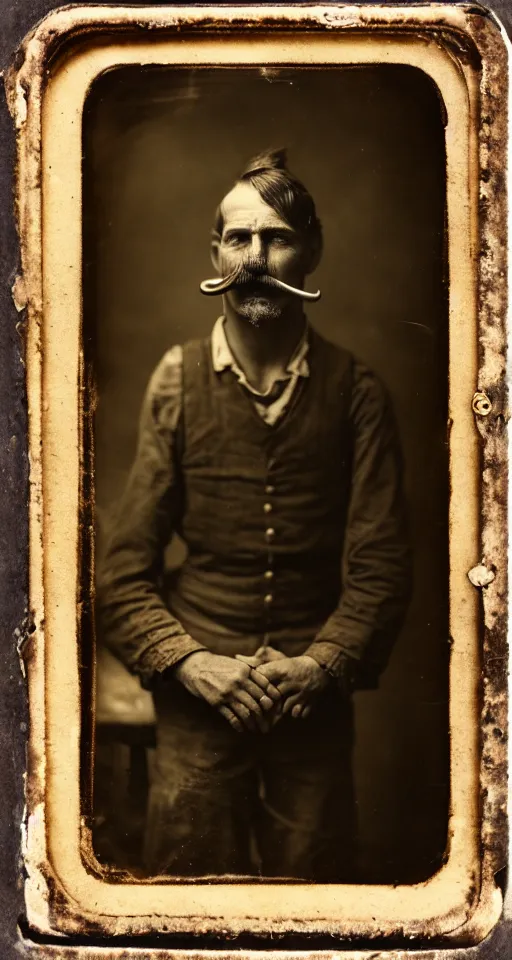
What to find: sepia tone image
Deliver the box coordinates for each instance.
[6,0,506,942]
[84,64,450,887]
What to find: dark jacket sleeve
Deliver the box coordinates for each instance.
[305,360,412,689]
[96,346,207,687]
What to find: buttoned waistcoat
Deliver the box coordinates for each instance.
[167,329,354,656]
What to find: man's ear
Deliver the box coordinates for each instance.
[210,230,222,273]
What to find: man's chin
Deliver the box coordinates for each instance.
[237,297,282,326]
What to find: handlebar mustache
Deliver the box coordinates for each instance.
[200,263,321,302]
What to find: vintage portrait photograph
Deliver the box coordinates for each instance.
[86,63,450,886]
[11,2,508,946]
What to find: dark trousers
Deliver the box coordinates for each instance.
[144,677,356,881]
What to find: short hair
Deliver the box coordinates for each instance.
[214,148,323,254]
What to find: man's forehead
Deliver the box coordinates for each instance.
[220,182,291,231]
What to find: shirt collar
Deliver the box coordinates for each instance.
[211,316,310,386]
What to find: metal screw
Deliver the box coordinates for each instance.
[472,391,492,416]
[468,563,495,588]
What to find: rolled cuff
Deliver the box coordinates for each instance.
[137,634,207,688]
[304,640,356,695]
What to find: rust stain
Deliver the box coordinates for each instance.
[8,1,509,950]
[465,7,509,949]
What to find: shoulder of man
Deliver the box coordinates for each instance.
[143,343,184,434]
[147,343,183,399]
[350,357,394,426]
[310,327,392,422]
[145,335,212,431]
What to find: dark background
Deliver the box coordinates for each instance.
[85,64,449,884]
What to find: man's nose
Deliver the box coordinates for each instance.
[250,233,264,259]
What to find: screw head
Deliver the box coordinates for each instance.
[472,392,492,416]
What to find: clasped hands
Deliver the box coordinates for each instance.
[173,645,329,734]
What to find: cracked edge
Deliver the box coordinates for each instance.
[6,1,509,949]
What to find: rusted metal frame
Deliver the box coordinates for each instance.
[3,3,509,953]
[467,4,509,915]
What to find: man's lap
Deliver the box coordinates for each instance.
[143,675,355,879]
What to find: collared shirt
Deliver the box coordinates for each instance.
[211,316,309,426]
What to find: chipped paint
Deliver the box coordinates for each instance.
[7,2,509,951]
[12,273,28,312]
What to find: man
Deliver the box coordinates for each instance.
[98,149,411,882]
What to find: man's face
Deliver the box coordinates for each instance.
[212,182,309,325]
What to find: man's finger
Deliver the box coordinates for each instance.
[270,700,284,726]
[276,680,299,699]
[290,702,313,719]
[282,692,305,715]
[218,705,244,733]
[243,678,276,712]
[255,661,286,683]
[235,654,261,667]
[256,664,298,696]
[249,668,281,702]
[254,646,287,663]
[233,689,273,733]
[229,698,260,732]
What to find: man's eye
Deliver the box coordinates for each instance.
[226,233,247,246]
[272,234,291,246]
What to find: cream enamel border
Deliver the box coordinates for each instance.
[12,3,506,944]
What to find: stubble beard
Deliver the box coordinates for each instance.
[237,295,282,327]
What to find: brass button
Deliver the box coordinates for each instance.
[265,484,275,495]
[264,593,273,605]
[263,502,273,514]
[265,527,275,543]
[264,569,274,581]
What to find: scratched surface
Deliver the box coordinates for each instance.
[0,1,511,957]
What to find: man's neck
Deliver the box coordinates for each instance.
[222,305,307,394]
